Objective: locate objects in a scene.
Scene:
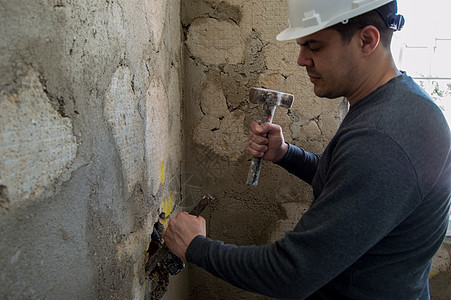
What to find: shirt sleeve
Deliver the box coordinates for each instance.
[275,143,322,185]
[186,128,421,299]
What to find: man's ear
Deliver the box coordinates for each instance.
[359,25,380,56]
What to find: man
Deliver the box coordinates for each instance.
[164,0,451,298]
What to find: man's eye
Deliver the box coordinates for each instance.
[310,47,320,52]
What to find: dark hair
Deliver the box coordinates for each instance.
[329,1,398,48]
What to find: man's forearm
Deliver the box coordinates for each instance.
[275,143,321,185]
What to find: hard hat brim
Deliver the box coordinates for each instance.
[276,24,325,41]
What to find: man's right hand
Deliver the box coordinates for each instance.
[248,121,288,163]
[163,212,206,261]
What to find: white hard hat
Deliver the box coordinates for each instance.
[277,0,397,41]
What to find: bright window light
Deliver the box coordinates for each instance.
[392,0,451,126]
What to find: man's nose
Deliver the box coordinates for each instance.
[297,49,313,67]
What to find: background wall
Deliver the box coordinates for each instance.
[180,0,344,298]
[180,0,451,299]
[0,0,449,299]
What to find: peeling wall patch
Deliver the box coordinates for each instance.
[186,18,245,65]
[104,66,145,195]
[0,69,77,205]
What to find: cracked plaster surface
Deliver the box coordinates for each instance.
[186,18,245,65]
[193,80,247,161]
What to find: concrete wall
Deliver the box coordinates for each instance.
[0,0,450,299]
[0,0,183,299]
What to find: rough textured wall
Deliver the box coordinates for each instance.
[430,241,451,299]
[0,0,182,299]
[180,1,451,299]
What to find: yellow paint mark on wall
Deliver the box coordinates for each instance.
[160,162,165,184]
[160,193,174,226]
[429,271,438,279]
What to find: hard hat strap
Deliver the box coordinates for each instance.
[375,4,405,31]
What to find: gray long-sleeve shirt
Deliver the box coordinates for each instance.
[186,74,451,299]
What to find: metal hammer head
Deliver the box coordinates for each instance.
[249,87,294,109]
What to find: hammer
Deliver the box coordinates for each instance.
[246,87,294,187]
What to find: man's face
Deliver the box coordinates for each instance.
[296,29,359,99]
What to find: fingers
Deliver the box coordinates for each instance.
[248,121,270,157]
[163,212,206,260]
[248,121,286,160]
[250,121,271,136]
[248,134,268,157]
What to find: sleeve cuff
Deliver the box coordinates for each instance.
[186,235,209,265]
[275,143,305,168]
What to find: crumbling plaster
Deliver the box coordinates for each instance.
[0,0,183,299]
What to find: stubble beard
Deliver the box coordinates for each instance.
[307,68,347,99]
